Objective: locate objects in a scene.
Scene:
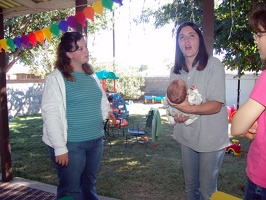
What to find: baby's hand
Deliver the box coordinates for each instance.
[191,84,197,90]
[174,113,189,123]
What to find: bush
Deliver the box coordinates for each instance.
[93,63,145,100]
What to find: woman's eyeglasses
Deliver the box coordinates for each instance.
[253,33,266,40]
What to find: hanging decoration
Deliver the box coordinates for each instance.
[0,39,8,52]
[42,27,52,42]
[34,30,45,44]
[66,16,77,30]
[113,0,123,7]
[27,32,37,47]
[102,0,114,11]
[0,0,123,53]
[20,34,30,48]
[83,6,95,22]
[75,11,86,27]
[58,20,69,32]
[13,36,22,50]
[6,38,16,52]
[50,24,61,38]
[92,1,104,16]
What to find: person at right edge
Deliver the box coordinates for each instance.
[167,22,230,200]
[231,9,266,200]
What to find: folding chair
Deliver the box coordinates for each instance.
[108,118,129,138]
[126,108,161,147]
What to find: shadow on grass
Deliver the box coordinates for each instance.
[8,114,57,185]
[98,112,185,200]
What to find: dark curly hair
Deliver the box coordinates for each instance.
[55,32,94,81]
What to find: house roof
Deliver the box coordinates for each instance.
[0,0,97,19]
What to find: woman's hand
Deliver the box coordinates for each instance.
[56,153,69,167]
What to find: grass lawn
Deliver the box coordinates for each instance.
[5,103,249,200]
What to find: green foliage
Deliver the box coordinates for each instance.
[93,63,145,100]
[4,9,75,77]
[4,8,110,77]
[116,73,145,100]
[139,64,149,72]
[136,0,266,76]
[214,0,262,74]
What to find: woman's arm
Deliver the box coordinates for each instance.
[231,98,264,137]
[168,99,222,115]
[92,74,113,120]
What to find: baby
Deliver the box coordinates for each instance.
[164,78,202,126]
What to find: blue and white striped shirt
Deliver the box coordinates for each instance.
[65,71,104,142]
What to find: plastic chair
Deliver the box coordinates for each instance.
[108,118,129,137]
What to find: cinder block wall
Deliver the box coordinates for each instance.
[6,74,257,117]
[6,77,170,117]
[143,76,169,97]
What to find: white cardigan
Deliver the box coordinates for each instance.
[41,69,112,156]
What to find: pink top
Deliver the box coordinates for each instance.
[248,70,266,188]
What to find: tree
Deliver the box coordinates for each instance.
[4,9,71,76]
[135,0,266,76]
[4,8,109,77]
[139,64,149,72]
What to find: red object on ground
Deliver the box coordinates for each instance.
[226,139,242,156]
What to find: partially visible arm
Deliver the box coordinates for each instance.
[41,74,68,156]
[231,98,264,137]
[108,111,116,123]
[168,99,222,115]
[244,121,258,140]
[92,74,113,119]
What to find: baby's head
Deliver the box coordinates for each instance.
[167,79,187,104]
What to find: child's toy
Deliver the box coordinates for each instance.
[226,139,242,156]
[227,105,236,122]
[106,93,129,119]
[211,191,241,200]
[96,70,129,119]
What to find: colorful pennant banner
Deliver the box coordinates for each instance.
[0,0,123,53]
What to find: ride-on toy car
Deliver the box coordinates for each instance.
[226,139,242,156]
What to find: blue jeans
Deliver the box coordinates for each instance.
[180,144,225,200]
[244,177,266,200]
[48,136,104,200]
